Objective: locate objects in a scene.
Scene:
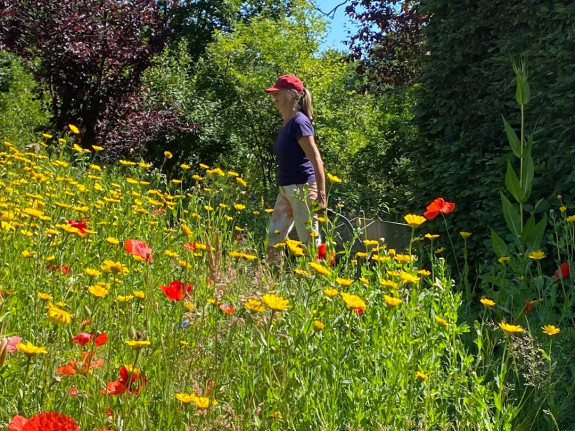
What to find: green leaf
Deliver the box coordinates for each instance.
[521,153,534,200]
[491,229,508,257]
[521,214,547,249]
[514,63,531,106]
[521,215,535,246]
[523,132,533,156]
[502,116,521,157]
[505,161,525,203]
[538,348,551,362]
[500,192,521,238]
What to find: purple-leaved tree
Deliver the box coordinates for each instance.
[0,0,196,155]
[346,0,426,89]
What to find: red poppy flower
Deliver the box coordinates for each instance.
[94,332,108,346]
[71,332,92,346]
[6,336,21,353]
[219,303,235,314]
[554,262,570,280]
[317,243,327,261]
[124,239,153,262]
[67,217,89,234]
[8,412,80,431]
[56,361,77,376]
[316,243,335,266]
[68,387,79,397]
[355,307,364,316]
[103,380,126,395]
[160,280,193,301]
[45,263,71,275]
[8,415,27,431]
[184,242,197,251]
[79,351,104,374]
[102,366,147,395]
[56,351,103,376]
[423,198,456,220]
[329,252,336,267]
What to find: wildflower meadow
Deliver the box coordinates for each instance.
[0,74,574,431]
[0,122,572,430]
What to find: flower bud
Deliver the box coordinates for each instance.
[0,338,8,368]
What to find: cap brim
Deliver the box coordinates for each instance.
[265,86,279,93]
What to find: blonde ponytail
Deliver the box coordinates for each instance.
[287,88,314,120]
[299,88,313,120]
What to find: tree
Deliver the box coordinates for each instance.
[345,0,426,89]
[190,0,329,190]
[148,0,406,208]
[169,0,297,61]
[0,0,188,150]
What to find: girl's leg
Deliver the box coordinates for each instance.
[267,187,294,262]
[285,183,321,247]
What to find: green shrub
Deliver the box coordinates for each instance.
[0,51,50,144]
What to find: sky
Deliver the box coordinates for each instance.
[311,0,357,52]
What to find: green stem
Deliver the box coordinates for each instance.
[442,215,461,277]
[519,102,524,232]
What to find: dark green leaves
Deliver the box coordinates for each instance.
[521,214,547,250]
[491,229,508,257]
[514,61,531,106]
[505,161,524,204]
[502,116,521,158]
[500,192,521,238]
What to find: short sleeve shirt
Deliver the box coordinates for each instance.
[273,112,315,186]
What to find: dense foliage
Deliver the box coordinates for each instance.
[409,0,575,263]
[169,0,297,61]
[0,51,49,143]
[345,0,426,89]
[0,0,195,152]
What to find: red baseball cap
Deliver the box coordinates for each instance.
[265,75,304,93]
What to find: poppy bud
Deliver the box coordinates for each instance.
[0,338,8,368]
[554,262,570,280]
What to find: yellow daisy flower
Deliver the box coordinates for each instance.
[480,297,495,307]
[404,214,426,228]
[541,325,560,336]
[125,340,151,349]
[499,322,523,334]
[309,262,331,276]
[16,341,48,356]
[384,295,402,307]
[261,293,289,312]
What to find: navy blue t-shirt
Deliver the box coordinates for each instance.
[274,112,315,186]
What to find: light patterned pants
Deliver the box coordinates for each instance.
[267,183,321,247]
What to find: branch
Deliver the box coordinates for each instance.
[309,0,350,19]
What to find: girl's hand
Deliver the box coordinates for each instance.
[315,192,327,214]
